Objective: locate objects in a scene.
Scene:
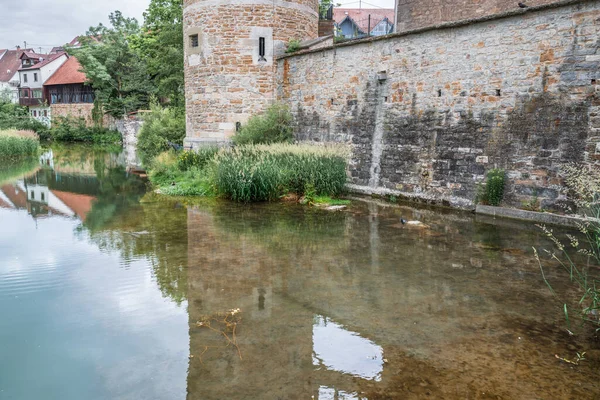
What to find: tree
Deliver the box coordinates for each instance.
[71,11,157,118]
[135,0,185,107]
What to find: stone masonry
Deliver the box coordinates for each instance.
[277,0,600,210]
[396,0,563,32]
[183,0,318,146]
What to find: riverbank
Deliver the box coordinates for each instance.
[149,143,350,204]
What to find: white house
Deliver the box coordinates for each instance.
[0,49,24,104]
[18,51,68,125]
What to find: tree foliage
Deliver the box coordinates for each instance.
[137,0,185,106]
[70,0,185,118]
[71,11,157,118]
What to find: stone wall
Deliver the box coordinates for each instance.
[50,103,114,128]
[183,0,319,146]
[396,0,561,31]
[277,0,600,210]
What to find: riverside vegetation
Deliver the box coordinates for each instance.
[0,129,40,159]
[143,103,350,204]
[149,144,349,203]
[0,100,122,144]
[536,165,600,331]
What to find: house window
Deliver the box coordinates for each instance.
[43,110,47,117]
[190,34,199,48]
[33,110,37,117]
[22,90,29,98]
[23,74,27,83]
[41,193,45,202]
[31,191,34,199]
[258,37,266,62]
[33,73,38,82]
[33,90,42,99]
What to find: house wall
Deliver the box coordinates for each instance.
[277,0,600,210]
[0,79,18,103]
[395,0,562,31]
[19,55,68,89]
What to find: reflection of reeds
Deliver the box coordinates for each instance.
[193,308,243,363]
[0,158,40,185]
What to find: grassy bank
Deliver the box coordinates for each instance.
[149,143,350,203]
[0,129,40,159]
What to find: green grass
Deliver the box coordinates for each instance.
[148,143,350,203]
[0,130,40,159]
[313,196,351,206]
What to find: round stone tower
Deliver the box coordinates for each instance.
[183,0,319,147]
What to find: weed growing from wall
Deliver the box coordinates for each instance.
[477,169,505,206]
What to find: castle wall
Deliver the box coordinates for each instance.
[396,0,562,31]
[183,0,319,146]
[277,0,600,210]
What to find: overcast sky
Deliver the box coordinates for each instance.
[0,0,150,52]
[0,0,394,53]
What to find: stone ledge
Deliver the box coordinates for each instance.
[475,205,591,227]
[346,184,474,209]
[277,0,598,60]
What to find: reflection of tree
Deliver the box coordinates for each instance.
[82,195,189,305]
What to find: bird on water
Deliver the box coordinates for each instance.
[518,2,528,8]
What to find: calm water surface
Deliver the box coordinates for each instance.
[0,145,598,399]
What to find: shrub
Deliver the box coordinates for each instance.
[232,103,294,146]
[137,104,186,166]
[49,116,121,144]
[0,101,49,135]
[0,129,40,159]
[477,169,505,206]
[177,147,218,171]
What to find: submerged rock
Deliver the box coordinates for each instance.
[324,205,347,211]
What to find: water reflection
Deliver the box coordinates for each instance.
[313,316,384,381]
[0,146,145,223]
[1,145,599,399]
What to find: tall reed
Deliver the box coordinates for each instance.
[212,144,349,202]
[0,129,40,159]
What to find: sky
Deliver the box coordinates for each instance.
[0,0,394,53]
[0,0,150,52]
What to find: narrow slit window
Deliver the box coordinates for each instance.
[258,37,266,62]
[190,34,199,48]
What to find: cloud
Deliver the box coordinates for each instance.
[0,0,150,52]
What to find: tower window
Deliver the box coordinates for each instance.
[190,34,199,48]
[258,37,266,62]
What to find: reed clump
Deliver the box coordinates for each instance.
[0,129,40,159]
[149,143,350,202]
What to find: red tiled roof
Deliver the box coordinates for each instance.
[1,185,27,209]
[0,49,24,82]
[51,190,95,222]
[333,8,395,33]
[44,56,87,86]
[20,51,45,60]
[19,52,66,71]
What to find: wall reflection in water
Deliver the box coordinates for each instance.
[184,202,598,399]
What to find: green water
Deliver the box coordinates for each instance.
[0,145,598,399]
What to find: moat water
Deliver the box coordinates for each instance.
[0,145,598,399]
